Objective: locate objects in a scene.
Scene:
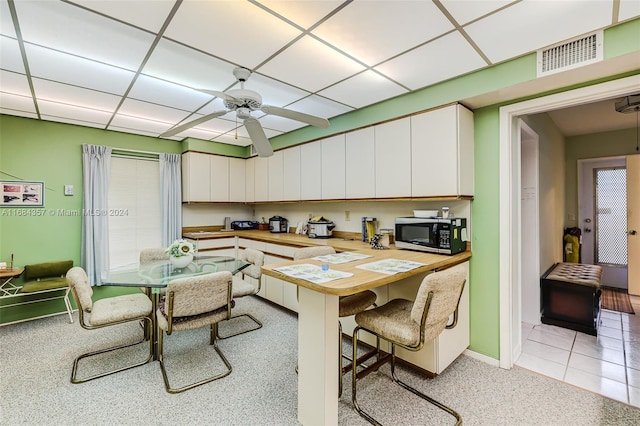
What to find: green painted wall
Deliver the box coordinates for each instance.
[0,117,182,323]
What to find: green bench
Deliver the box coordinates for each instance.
[14,260,75,323]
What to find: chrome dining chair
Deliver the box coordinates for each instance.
[217,248,265,339]
[293,246,378,397]
[351,263,467,425]
[66,266,153,384]
[157,271,233,393]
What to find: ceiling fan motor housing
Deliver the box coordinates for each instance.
[224,88,262,110]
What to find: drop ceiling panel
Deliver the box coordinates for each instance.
[68,0,176,33]
[0,1,16,37]
[128,74,213,111]
[14,1,154,71]
[257,114,308,133]
[258,35,366,92]
[1,36,25,73]
[465,0,614,64]
[619,0,640,21]
[163,0,302,69]
[286,94,353,120]
[0,92,36,114]
[441,0,513,25]
[375,31,487,90]
[142,39,236,90]
[318,70,408,109]
[255,0,344,29]
[312,0,454,65]
[109,113,175,135]
[40,114,107,129]
[1,70,31,96]
[0,108,37,119]
[32,78,121,112]
[25,44,136,95]
[37,100,112,125]
[117,98,191,124]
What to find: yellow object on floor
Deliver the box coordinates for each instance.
[564,234,580,263]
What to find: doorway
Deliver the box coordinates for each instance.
[498,75,640,369]
[578,157,628,289]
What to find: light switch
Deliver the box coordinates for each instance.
[64,185,74,196]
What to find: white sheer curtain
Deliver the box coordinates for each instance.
[160,153,182,246]
[81,144,112,285]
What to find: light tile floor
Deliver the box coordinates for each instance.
[516,294,640,408]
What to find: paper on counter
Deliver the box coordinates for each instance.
[312,252,373,264]
[356,259,426,275]
[273,264,353,284]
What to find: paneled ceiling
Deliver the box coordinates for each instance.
[1,0,639,148]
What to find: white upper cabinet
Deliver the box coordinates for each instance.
[229,157,246,203]
[300,142,322,200]
[254,156,269,202]
[182,152,210,202]
[209,155,229,201]
[268,151,284,201]
[245,157,255,203]
[283,146,301,201]
[345,127,375,199]
[375,117,411,198]
[321,134,346,200]
[411,104,474,197]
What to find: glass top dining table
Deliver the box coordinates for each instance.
[100,255,251,289]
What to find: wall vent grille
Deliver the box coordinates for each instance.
[537,31,603,77]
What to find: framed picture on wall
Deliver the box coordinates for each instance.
[1,181,44,207]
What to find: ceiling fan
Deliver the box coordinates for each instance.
[160,67,330,157]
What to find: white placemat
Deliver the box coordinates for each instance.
[273,264,354,284]
[312,252,373,264]
[356,259,426,275]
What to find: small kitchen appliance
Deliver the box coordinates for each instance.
[395,217,467,255]
[269,216,288,233]
[307,216,335,238]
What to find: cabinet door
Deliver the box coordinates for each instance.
[245,157,255,203]
[375,117,411,197]
[411,106,457,196]
[300,142,322,200]
[209,155,229,201]
[229,157,246,202]
[283,146,301,201]
[254,156,269,202]
[182,152,210,202]
[321,134,346,200]
[346,127,375,199]
[268,151,284,201]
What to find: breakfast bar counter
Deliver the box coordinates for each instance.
[262,247,470,426]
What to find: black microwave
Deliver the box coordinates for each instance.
[395,217,467,255]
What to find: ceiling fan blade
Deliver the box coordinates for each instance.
[200,89,242,104]
[244,117,273,157]
[260,105,329,128]
[159,110,228,138]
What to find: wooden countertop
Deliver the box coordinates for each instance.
[183,229,377,252]
[261,248,471,296]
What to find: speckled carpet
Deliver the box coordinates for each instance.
[1,296,639,425]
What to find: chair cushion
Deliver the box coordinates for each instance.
[355,299,419,347]
[20,277,68,293]
[89,293,152,326]
[339,290,377,317]
[232,275,258,298]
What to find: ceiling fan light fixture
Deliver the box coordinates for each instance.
[614,94,640,114]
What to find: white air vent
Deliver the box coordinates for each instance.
[537,30,603,77]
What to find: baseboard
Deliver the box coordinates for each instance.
[463,349,501,367]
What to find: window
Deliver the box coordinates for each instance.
[108,156,161,268]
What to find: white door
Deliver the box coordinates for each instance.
[578,157,628,288]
